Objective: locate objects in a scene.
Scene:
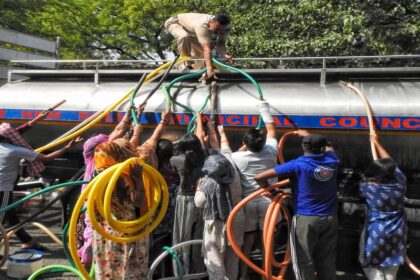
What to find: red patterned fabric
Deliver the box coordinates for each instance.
[0,123,45,177]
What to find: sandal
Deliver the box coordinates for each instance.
[21,243,49,251]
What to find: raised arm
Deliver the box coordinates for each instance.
[36,137,83,161]
[17,100,66,134]
[266,123,277,140]
[129,164,146,208]
[195,112,206,146]
[218,125,229,150]
[258,101,276,140]
[142,111,172,149]
[109,106,139,141]
[370,134,390,159]
[129,124,142,148]
[16,111,49,134]
[207,121,220,149]
[201,42,216,80]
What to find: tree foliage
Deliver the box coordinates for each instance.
[0,0,418,61]
[0,0,45,32]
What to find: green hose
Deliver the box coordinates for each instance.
[162,69,207,133]
[61,222,75,268]
[212,58,264,129]
[163,58,266,132]
[163,69,206,112]
[0,181,88,213]
[186,94,211,134]
[163,246,184,280]
[212,58,263,99]
[130,73,148,125]
[89,258,95,278]
[28,264,86,280]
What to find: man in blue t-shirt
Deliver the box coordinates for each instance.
[255,129,340,280]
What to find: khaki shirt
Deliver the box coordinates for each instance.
[175,13,230,46]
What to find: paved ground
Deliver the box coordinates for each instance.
[1,199,419,279]
[0,199,78,280]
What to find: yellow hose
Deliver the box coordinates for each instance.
[2,222,63,247]
[31,222,63,246]
[35,57,190,153]
[69,158,169,279]
[102,163,161,233]
[69,175,101,279]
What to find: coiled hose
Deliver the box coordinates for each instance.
[226,180,291,280]
[68,157,169,279]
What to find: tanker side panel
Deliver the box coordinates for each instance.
[1,79,420,176]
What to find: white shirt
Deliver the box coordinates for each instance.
[0,143,38,191]
[232,138,278,197]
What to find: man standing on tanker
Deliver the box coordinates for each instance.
[165,13,231,80]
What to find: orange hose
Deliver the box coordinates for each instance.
[226,180,290,280]
[263,193,291,280]
[226,131,297,279]
[406,257,420,275]
[277,131,296,164]
[263,194,282,279]
[343,82,420,276]
[341,82,378,160]
[263,194,281,267]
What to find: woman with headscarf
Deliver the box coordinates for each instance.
[77,107,138,265]
[91,141,149,279]
[115,110,172,221]
[195,153,235,279]
[77,133,110,265]
[359,134,407,280]
[196,120,245,280]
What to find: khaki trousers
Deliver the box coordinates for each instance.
[165,18,204,59]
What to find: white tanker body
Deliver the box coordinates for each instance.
[1,65,420,273]
[1,78,420,169]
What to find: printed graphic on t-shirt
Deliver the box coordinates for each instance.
[313,166,334,181]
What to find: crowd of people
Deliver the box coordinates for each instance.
[0,98,408,280]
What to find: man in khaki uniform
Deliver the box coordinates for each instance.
[165,13,231,80]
